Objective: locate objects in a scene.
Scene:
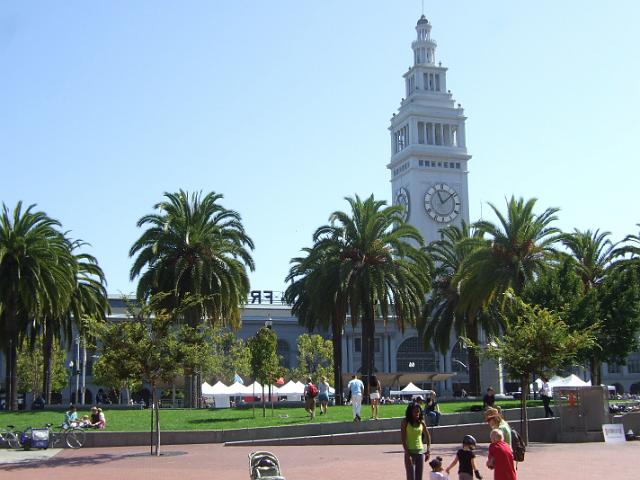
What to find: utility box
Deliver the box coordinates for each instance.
[554,385,610,442]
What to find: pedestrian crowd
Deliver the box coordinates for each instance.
[400,391,521,480]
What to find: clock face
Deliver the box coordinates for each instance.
[424,183,461,223]
[395,187,410,222]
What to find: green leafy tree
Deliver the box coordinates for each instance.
[0,202,76,410]
[248,326,280,417]
[16,336,67,398]
[310,194,431,383]
[293,334,333,383]
[94,295,185,456]
[91,349,142,405]
[129,190,255,407]
[208,330,251,384]
[466,290,596,444]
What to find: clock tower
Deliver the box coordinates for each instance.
[389,15,471,245]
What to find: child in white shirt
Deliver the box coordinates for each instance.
[429,456,448,479]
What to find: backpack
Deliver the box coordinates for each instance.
[510,428,526,463]
[307,384,318,398]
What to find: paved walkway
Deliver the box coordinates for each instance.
[0,442,638,479]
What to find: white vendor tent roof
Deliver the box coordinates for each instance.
[548,374,591,388]
[201,382,214,394]
[226,381,250,395]
[210,381,231,394]
[276,380,304,395]
[390,382,434,396]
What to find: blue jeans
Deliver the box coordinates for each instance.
[427,410,440,426]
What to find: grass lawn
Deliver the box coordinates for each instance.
[0,400,542,432]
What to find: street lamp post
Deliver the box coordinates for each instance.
[68,360,74,403]
[74,336,80,405]
[81,339,87,405]
[265,315,274,416]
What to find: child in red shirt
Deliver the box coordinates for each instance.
[486,429,516,480]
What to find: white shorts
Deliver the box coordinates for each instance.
[370,392,380,400]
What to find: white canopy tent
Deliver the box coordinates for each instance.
[390,382,434,397]
[226,381,250,396]
[209,380,232,408]
[276,380,304,401]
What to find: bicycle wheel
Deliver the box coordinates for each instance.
[65,428,86,449]
[6,431,21,449]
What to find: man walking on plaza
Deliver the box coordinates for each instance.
[540,377,554,418]
[347,374,364,422]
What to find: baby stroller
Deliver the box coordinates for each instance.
[249,451,286,480]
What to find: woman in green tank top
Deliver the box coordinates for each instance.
[401,402,431,480]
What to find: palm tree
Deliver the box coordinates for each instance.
[561,229,620,385]
[0,202,75,410]
[458,196,561,312]
[312,194,431,383]
[285,244,347,403]
[418,222,501,395]
[47,242,109,404]
[129,190,255,407]
[614,224,640,266]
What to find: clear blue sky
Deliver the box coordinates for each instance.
[1,1,639,295]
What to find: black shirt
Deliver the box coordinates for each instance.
[483,393,495,408]
[457,448,475,474]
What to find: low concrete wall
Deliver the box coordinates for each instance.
[81,406,550,448]
[226,417,559,447]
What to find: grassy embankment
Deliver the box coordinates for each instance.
[0,399,542,432]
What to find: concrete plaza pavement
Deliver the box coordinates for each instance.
[0,442,638,479]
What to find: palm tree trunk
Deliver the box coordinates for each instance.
[466,318,481,396]
[361,310,373,383]
[331,315,343,405]
[3,354,9,410]
[6,302,19,411]
[183,372,193,408]
[42,324,54,404]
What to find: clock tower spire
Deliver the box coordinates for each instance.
[389,15,471,245]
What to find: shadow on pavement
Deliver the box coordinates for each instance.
[0,450,189,471]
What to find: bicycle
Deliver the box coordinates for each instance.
[0,425,22,449]
[46,423,87,449]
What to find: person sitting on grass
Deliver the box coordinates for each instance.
[64,404,78,428]
[90,406,107,429]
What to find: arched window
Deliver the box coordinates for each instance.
[451,343,469,375]
[277,339,290,369]
[627,351,640,374]
[396,337,440,372]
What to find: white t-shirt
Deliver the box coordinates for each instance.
[429,472,448,480]
[541,381,552,397]
[348,378,364,396]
